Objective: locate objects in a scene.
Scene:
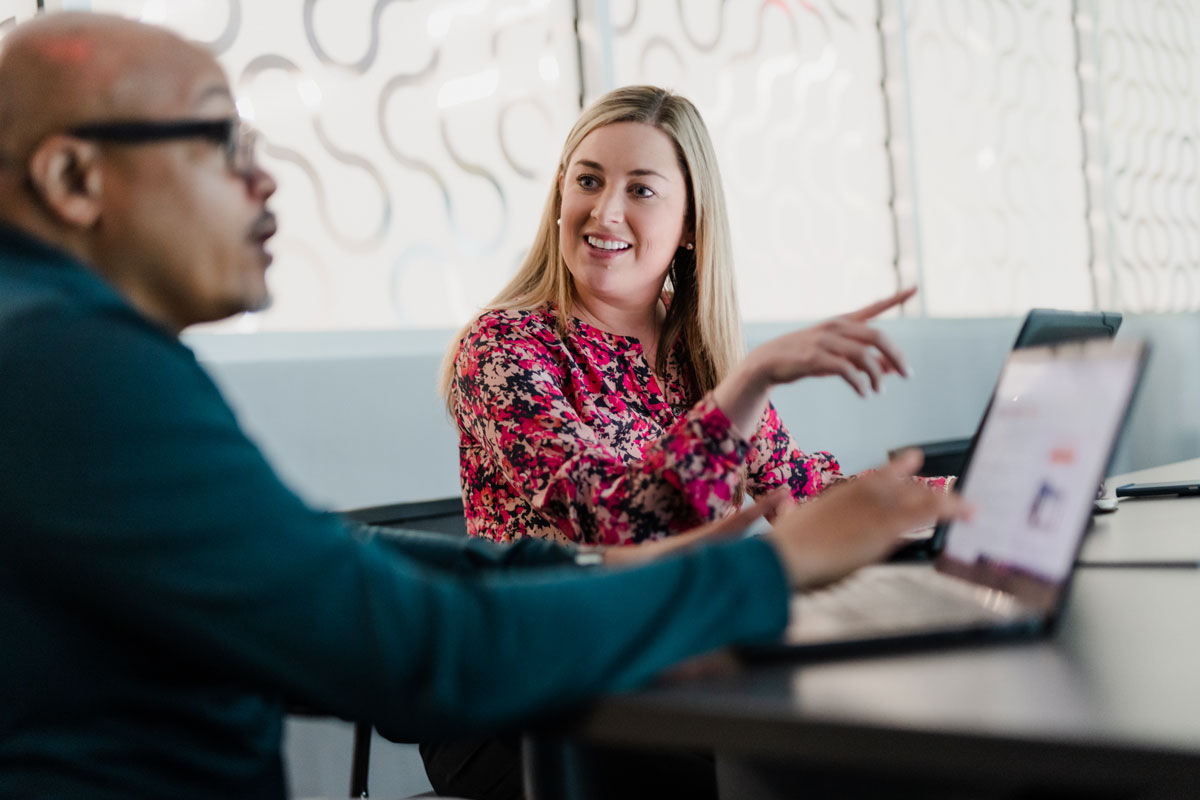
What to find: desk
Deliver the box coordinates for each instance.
[1082,458,1200,566]
[564,569,1200,797]
[548,458,1200,798]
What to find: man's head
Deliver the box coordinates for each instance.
[0,13,277,333]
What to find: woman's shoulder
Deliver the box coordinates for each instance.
[472,304,552,328]
[461,305,562,357]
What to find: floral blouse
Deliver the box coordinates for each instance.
[450,304,848,545]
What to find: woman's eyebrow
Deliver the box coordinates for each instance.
[572,159,667,180]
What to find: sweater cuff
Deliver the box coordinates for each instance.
[717,536,791,641]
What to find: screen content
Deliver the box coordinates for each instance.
[942,346,1141,585]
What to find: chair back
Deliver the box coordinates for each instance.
[343,497,467,537]
[340,496,467,796]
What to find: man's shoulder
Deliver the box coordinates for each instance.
[0,265,215,424]
[0,238,149,341]
[0,255,84,320]
[0,270,176,365]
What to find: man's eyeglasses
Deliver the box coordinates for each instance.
[66,116,259,176]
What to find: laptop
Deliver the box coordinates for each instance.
[889,308,1125,558]
[895,308,1124,480]
[1013,308,1122,349]
[747,339,1148,657]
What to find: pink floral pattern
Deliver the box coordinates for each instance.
[451,305,846,545]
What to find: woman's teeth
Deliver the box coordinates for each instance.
[587,235,630,251]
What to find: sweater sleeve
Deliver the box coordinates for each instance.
[353,524,582,572]
[453,316,751,544]
[2,305,789,740]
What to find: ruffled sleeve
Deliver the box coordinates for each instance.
[744,401,844,500]
[744,403,955,499]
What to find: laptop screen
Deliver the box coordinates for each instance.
[1012,308,1122,349]
[935,341,1146,612]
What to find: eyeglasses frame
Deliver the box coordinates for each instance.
[65,116,258,176]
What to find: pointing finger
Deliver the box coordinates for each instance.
[844,287,918,323]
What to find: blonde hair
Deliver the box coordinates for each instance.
[439,85,743,406]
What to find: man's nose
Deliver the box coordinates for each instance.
[246,164,277,200]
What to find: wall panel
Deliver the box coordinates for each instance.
[15,0,1200,325]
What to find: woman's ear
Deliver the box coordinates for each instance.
[680,219,696,251]
[27,135,103,228]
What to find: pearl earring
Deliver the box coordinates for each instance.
[684,242,694,250]
[556,218,562,225]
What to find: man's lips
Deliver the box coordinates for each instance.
[250,212,277,244]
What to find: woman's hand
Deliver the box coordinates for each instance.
[713,287,916,436]
[750,287,914,395]
[764,450,968,590]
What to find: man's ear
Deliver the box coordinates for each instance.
[27,135,104,228]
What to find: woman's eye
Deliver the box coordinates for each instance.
[577,175,599,189]
[631,184,655,198]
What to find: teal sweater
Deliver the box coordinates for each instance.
[0,224,789,799]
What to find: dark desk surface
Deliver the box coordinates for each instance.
[573,569,1200,793]
[1082,457,1200,565]
[556,460,1200,797]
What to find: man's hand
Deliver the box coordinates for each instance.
[764,450,968,589]
[600,489,789,568]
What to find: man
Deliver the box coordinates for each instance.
[0,13,960,799]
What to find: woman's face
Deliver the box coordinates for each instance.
[558,121,690,310]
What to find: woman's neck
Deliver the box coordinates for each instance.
[570,292,664,344]
[571,291,670,376]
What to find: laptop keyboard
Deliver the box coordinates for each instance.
[788,566,1025,641]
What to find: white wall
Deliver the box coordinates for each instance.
[67,0,1200,331]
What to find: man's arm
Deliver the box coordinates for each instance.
[1,306,789,739]
[352,523,583,573]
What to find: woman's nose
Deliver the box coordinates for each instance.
[591,186,623,224]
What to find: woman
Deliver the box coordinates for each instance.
[442,84,937,546]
